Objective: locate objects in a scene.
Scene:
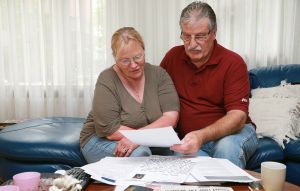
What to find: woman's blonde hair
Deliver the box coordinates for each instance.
[111,27,145,58]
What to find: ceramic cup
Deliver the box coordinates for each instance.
[13,172,41,191]
[261,161,286,191]
[0,185,20,191]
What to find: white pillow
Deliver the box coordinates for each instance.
[251,84,300,98]
[249,97,300,148]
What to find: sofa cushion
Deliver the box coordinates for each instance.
[0,157,72,182]
[284,139,300,161]
[246,138,284,171]
[249,97,300,148]
[249,64,300,89]
[251,84,300,98]
[286,162,300,186]
[0,117,86,166]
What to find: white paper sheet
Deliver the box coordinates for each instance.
[133,156,198,183]
[81,157,145,185]
[190,158,258,183]
[161,185,234,191]
[81,156,197,184]
[119,126,181,147]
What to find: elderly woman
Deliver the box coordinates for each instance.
[80,27,179,163]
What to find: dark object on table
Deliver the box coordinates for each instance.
[248,181,263,191]
[125,185,153,191]
[67,167,92,190]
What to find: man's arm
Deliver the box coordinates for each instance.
[171,109,247,154]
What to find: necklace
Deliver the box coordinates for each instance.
[131,88,142,102]
[113,65,144,103]
[126,78,144,103]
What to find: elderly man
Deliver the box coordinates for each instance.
[161,1,258,168]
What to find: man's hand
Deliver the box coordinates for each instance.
[171,110,247,155]
[114,137,138,157]
[170,131,203,154]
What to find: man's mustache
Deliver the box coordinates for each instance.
[188,47,202,51]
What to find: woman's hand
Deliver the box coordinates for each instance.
[114,137,139,157]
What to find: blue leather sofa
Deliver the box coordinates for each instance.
[0,117,87,182]
[246,64,300,186]
[0,64,299,186]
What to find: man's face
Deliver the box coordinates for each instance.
[180,17,216,66]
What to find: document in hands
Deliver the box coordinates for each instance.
[119,126,181,147]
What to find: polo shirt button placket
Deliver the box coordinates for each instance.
[191,72,199,86]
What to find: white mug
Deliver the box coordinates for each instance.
[261,161,286,191]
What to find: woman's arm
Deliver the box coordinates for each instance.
[106,125,133,140]
[109,110,179,157]
[92,71,123,138]
[106,110,178,140]
[141,111,178,129]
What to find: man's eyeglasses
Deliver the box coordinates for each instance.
[118,53,144,65]
[180,31,211,44]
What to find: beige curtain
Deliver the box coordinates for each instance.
[106,0,300,69]
[1,0,299,121]
[0,0,106,121]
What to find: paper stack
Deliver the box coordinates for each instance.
[81,156,258,186]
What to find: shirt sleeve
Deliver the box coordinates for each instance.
[92,72,121,137]
[224,59,250,113]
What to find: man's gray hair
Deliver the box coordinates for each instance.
[180,1,217,32]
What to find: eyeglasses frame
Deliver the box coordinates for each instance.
[117,52,145,65]
[180,30,212,44]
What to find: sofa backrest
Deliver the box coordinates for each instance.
[249,64,300,90]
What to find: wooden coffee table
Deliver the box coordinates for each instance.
[84,171,300,191]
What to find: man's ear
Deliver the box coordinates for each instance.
[212,30,217,39]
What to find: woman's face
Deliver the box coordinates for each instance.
[115,40,145,80]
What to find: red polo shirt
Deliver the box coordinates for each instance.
[160,40,252,138]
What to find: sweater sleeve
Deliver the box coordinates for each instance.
[157,67,180,112]
[92,71,121,137]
